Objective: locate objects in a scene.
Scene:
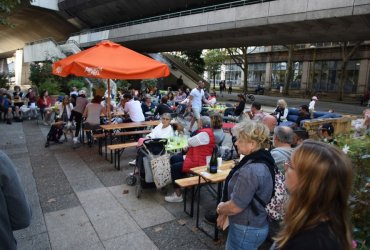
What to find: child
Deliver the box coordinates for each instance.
[45,118,65,148]
[319,123,338,145]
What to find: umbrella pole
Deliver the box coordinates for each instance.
[107,79,111,123]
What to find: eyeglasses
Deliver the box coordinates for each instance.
[284,160,295,171]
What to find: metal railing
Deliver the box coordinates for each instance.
[71,0,275,36]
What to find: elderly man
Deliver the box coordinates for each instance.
[188,81,209,132]
[270,126,294,172]
[165,116,215,203]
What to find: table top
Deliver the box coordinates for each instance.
[165,136,188,152]
[100,120,160,130]
[190,160,235,183]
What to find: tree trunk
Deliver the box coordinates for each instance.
[213,72,216,90]
[283,45,294,96]
[338,61,348,101]
[338,41,362,101]
[243,49,248,92]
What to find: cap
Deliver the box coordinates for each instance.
[312,96,318,100]
[79,90,86,95]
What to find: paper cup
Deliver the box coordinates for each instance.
[217,157,222,167]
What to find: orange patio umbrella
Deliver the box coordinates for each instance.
[52,40,170,120]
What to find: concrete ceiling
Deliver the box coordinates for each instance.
[0,6,77,58]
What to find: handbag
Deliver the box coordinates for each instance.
[142,143,172,189]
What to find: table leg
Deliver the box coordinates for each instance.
[214,182,223,241]
[196,176,201,228]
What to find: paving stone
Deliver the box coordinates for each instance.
[45,206,100,249]
[16,232,51,250]
[144,220,210,250]
[103,231,158,250]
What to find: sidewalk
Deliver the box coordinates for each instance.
[1,121,225,250]
[216,92,366,115]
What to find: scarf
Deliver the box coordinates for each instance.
[222,148,275,202]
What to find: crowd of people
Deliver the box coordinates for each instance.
[1,81,369,250]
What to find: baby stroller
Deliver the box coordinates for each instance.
[126,138,168,198]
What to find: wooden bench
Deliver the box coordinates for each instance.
[176,176,207,217]
[107,142,138,170]
[101,129,151,160]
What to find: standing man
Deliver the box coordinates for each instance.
[0,150,32,250]
[188,81,209,132]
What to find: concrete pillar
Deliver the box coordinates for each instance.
[265,62,272,89]
[357,59,369,94]
[301,61,310,91]
[15,50,23,86]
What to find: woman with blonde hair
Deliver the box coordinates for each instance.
[273,140,353,249]
[216,121,275,249]
[272,99,288,124]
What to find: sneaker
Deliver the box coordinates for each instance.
[129,159,136,166]
[73,137,80,144]
[204,211,217,225]
[43,121,49,126]
[165,192,183,203]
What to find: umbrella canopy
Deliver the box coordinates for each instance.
[52,40,170,79]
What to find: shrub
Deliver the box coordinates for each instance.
[38,79,61,95]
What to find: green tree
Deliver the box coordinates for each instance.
[181,50,205,75]
[0,0,30,26]
[204,49,227,89]
[226,47,251,92]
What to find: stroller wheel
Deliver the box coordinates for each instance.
[136,183,142,198]
[126,175,137,186]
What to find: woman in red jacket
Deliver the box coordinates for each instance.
[37,90,52,125]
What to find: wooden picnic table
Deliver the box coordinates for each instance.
[99,120,160,160]
[190,160,235,241]
[100,120,160,131]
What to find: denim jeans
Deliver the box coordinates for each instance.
[226,223,269,250]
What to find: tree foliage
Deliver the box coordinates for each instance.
[180,50,205,75]
[0,0,30,26]
[227,47,250,92]
[204,49,227,89]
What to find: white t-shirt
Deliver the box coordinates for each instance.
[309,100,316,110]
[124,99,145,122]
[146,123,174,139]
[85,103,103,125]
[190,88,205,109]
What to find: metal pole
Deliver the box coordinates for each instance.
[107,79,111,123]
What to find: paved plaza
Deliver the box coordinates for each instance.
[1,95,363,250]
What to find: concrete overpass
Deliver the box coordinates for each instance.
[67,0,370,52]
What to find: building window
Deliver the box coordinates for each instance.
[225,63,241,86]
[312,60,359,93]
[248,63,266,87]
[271,62,302,89]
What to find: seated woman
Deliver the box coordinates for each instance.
[272,140,353,249]
[165,116,216,203]
[272,99,288,124]
[37,90,52,125]
[216,121,274,249]
[154,96,173,118]
[141,95,155,119]
[83,95,106,131]
[207,91,217,106]
[211,113,225,145]
[174,89,187,104]
[58,95,73,124]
